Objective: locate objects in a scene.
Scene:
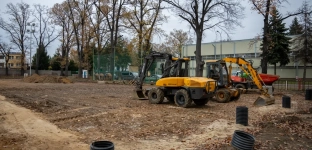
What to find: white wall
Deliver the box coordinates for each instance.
[182,38,312,79]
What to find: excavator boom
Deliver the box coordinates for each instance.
[222,57,275,106]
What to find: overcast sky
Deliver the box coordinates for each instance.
[0,0,311,57]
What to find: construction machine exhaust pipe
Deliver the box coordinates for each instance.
[253,95,275,106]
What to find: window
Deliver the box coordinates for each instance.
[16,63,21,67]
[9,63,14,67]
[0,56,4,59]
[16,56,21,59]
[9,56,14,59]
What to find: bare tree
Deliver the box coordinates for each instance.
[89,0,109,51]
[124,0,167,65]
[88,0,110,75]
[0,42,13,76]
[94,0,127,79]
[151,42,171,54]
[164,0,244,76]
[291,1,312,89]
[0,2,31,75]
[164,29,193,57]
[67,0,93,78]
[32,4,60,74]
[51,2,75,76]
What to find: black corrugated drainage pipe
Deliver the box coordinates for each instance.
[231,130,255,150]
[305,89,312,100]
[236,106,248,126]
[90,141,114,150]
[282,95,291,108]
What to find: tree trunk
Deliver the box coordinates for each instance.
[36,45,39,74]
[110,35,114,78]
[261,0,271,74]
[5,61,9,76]
[20,52,25,76]
[61,26,65,76]
[195,32,203,77]
[65,45,70,77]
[65,54,69,77]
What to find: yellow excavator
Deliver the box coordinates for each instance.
[206,60,242,103]
[222,57,275,106]
[135,51,217,108]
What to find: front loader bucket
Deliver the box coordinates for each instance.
[134,89,148,100]
[253,95,275,106]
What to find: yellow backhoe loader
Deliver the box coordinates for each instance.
[135,51,217,108]
[222,57,275,106]
[206,60,242,103]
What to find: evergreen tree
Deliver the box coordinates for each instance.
[289,17,304,35]
[50,51,62,70]
[291,1,312,88]
[32,44,50,70]
[267,8,291,75]
[68,60,78,71]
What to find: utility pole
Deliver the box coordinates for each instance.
[27,22,35,76]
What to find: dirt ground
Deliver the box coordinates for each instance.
[0,78,312,150]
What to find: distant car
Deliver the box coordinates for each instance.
[120,71,138,80]
[144,74,162,83]
[132,72,139,78]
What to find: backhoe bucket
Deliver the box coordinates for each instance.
[253,95,275,106]
[134,89,148,100]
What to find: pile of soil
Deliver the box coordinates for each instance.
[23,74,73,84]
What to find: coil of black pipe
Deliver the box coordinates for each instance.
[231,130,255,150]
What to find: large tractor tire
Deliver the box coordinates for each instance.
[174,89,192,108]
[216,89,231,103]
[235,83,246,89]
[193,99,209,106]
[148,88,164,104]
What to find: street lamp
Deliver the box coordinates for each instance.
[217,31,222,59]
[27,22,35,76]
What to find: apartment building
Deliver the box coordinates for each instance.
[0,52,25,69]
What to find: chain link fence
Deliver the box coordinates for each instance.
[92,54,162,82]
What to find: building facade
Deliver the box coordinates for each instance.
[0,52,26,69]
[0,55,5,68]
[182,38,312,79]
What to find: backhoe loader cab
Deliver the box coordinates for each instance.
[205,60,241,103]
[206,60,228,87]
[135,51,217,108]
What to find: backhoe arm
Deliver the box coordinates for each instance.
[136,51,172,91]
[222,57,275,106]
[222,57,267,94]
